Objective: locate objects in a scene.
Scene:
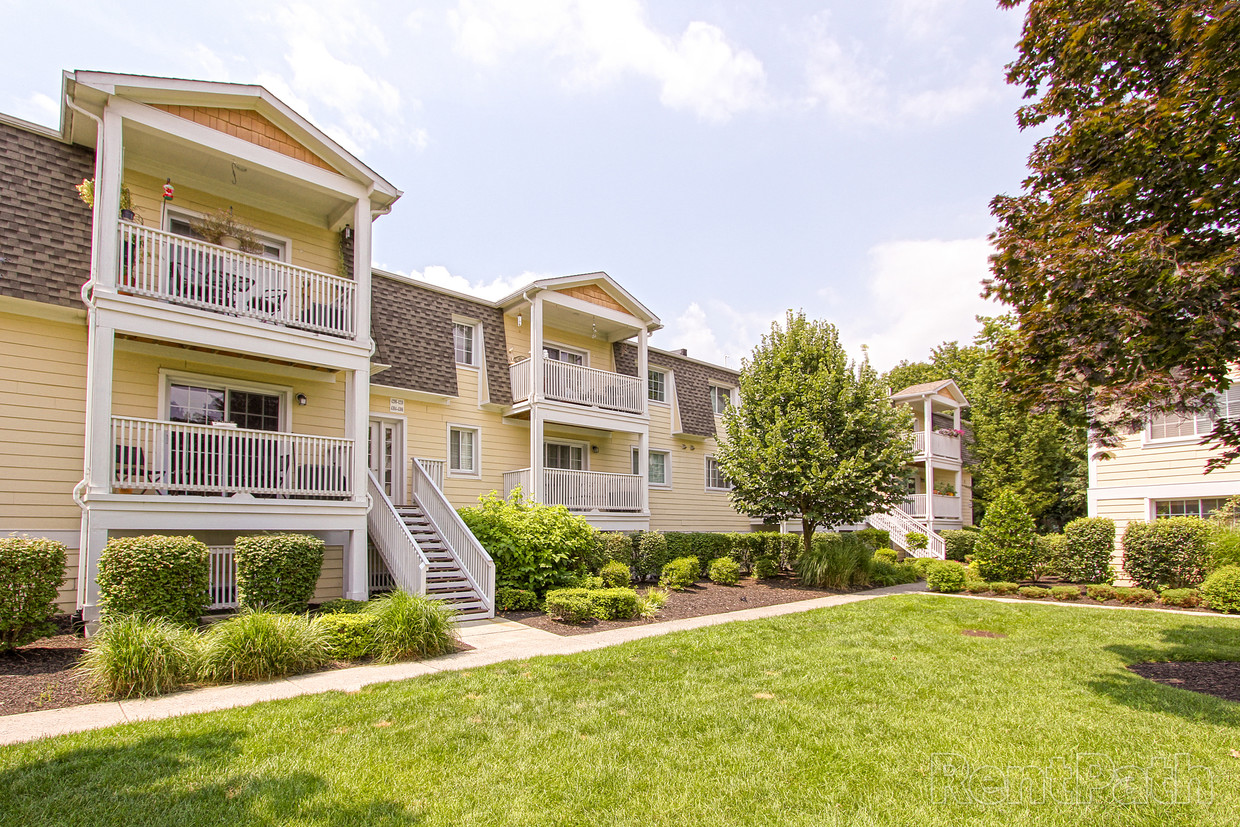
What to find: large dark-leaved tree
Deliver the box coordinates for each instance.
[717,312,913,556]
[986,0,1240,468]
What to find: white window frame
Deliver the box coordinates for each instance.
[453,319,480,367]
[164,206,291,263]
[543,342,589,367]
[632,447,671,487]
[648,368,668,404]
[1144,387,1240,447]
[158,369,292,432]
[705,455,732,491]
[446,423,481,477]
[1153,497,1232,519]
[710,385,734,416]
[544,439,589,471]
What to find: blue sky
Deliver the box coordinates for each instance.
[1,0,1036,370]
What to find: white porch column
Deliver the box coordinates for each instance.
[530,408,544,503]
[80,523,109,626]
[530,294,544,403]
[952,405,961,431]
[344,367,369,598]
[637,326,649,416]
[352,198,373,343]
[83,324,115,496]
[955,467,964,520]
[638,429,649,514]
[344,529,369,601]
[923,397,935,534]
[92,105,124,292]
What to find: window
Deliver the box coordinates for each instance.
[648,368,666,402]
[453,323,477,366]
[1147,388,1240,441]
[169,383,281,432]
[706,456,731,491]
[710,385,733,415]
[631,449,670,486]
[448,426,479,474]
[167,213,287,261]
[543,345,585,365]
[1154,498,1230,519]
[545,442,584,471]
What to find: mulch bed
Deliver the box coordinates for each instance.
[502,575,851,636]
[1128,661,1240,704]
[0,632,95,717]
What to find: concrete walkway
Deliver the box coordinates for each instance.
[0,582,925,746]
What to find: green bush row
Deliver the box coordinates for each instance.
[597,530,802,580]
[543,587,641,623]
[0,537,66,654]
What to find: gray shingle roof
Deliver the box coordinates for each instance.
[0,120,95,309]
[614,342,739,437]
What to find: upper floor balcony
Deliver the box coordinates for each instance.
[118,222,356,340]
[510,357,645,415]
[912,430,962,463]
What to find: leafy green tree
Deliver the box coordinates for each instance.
[987,0,1240,466]
[717,312,914,556]
[972,488,1037,582]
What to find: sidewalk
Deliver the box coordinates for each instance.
[0,582,925,746]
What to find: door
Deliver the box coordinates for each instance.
[368,418,405,503]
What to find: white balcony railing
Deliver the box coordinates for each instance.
[504,467,645,513]
[509,358,644,414]
[912,431,961,461]
[118,222,356,339]
[899,494,962,520]
[207,546,238,610]
[111,416,354,498]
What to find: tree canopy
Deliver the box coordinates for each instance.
[986,0,1240,466]
[717,312,913,554]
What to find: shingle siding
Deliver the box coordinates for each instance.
[370,274,511,403]
[614,342,739,437]
[0,120,95,309]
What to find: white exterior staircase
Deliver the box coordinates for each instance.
[866,507,945,559]
[394,504,489,620]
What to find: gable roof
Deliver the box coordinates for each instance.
[498,272,661,330]
[892,378,969,406]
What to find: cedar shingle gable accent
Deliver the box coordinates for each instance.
[370,275,511,403]
[0,121,95,310]
[614,342,739,437]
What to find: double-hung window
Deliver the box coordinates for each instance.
[545,442,585,471]
[710,385,733,416]
[632,449,670,486]
[448,426,479,475]
[1147,387,1240,442]
[648,369,667,403]
[706,456,731,491]
[453,323,477,366]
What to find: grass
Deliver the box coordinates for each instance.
[4,595,1240,826]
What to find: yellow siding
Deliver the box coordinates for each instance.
[504,315,529,362]
[647,400,750,532]
[541,325,615,371]
[124,170,344,278]
[313,545,344,602]
[0,311,87,531]
[1093,432,1240,488]
[56,549,80,613]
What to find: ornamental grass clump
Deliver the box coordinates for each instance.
[78,615,200,698]
[794,533,873,590]
[365,590,458,662]
[199,610,329,683]
[0,537,66,653]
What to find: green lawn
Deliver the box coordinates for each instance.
[2,595,1239,826]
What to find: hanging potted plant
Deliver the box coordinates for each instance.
[75,178,135,220]
[189,207,262,253]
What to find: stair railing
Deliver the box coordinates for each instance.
[867,508,946,559]
[410,458,495,616]
[367,469,429,595]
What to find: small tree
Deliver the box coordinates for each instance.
[717,312,914,557]
[972,489,1036,582]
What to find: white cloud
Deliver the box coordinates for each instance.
[658,301,780,368]
[836,236,1002,370]
[393,265,547,301]
[887,0,965,42]
[448,0,767,121]
[8,92,58,127]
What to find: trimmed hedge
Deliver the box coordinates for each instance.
[752,557,778,579]
[1201,566,1240,613]
[590,588,641,620]
[873,548,899,565]
[1113,587,1157,605]
[964,580,991,594]
[1032,534,1066,581]
[660,557,701,591]
[599,532,636,567]
[315,612,377,660]
[495,587,539,612]
[989,582,1020,595]
[709,557,741,585]
[1158,588,1201,609]
[925,561,967,593]
[234,534,325,613]
[1018,586,1051,599]
[97,535,209,626]
[1086,584,1117,602]
[0,537,66,653]
[1050,585,1081,601]
[316,598,368,615]
[1062,518,1116,584]
[1122,517,1211,590]
[634,532,671,580]
[870,558,919,587]
[544,588,595,623]
[853,528,891,552]
[941,530,979,563]
[599,560,632,588]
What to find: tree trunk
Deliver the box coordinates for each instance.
[801,515,816,559]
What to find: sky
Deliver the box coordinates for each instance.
[0,0,1038,371]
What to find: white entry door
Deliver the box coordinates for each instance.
[368,417,405,503]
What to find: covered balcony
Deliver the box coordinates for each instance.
[503,467,645,513]
[509,358,644,415]
[899,493,962,521]
[912,430,962,463]
[111,416,354,499]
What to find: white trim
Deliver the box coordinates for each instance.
[452,318,480,368]
[544,438,589,472]
[368,414,407,504]
[446,423,481,477]
[1092,480,1240,500]
[159,368,293,432]
[647,367,669,404]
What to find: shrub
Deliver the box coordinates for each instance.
[1200,566,1240,613]
[729,532,764,572]
[752,556,778,579]
[234,534,325,613]
[1086,584,1118,602]
[1113,587,1157,605]
[1018,586,1051,599]
[972,490,1036,582]
[670,532,734,567]
[544,588,595,623]
[199,611,328,682]
[941,530,978,563]
[496,587,539,612]
[709,557,741,586]
[1159,588,1201,609]
[1062,518,1116,584]
[314,612,377,660]
[459,491,600,594]
[77,615,199,698]
[634,531,671,580]
[1122,517,1211,590]
[853,528,891,552]
[97,535,210,626]
[925,561,967,594]
[660,557,701,590]
[873,548,899,565]
[364,590,457,662]
[989,582,1020,595]
[1050,585,1081,601]
[1206,526,1240,572]
[590,588,640,620]
[0,537,66,653]
[905,532,928,552]
[794,533,873,590]
[599,560,632,588]
[963,561,985,583]
[870,558,919,587]
[965,580,991,594]
[316,598,368,615]
[599,532,636,567]
[637,588,669,619]
[1032,534,1066,581]
[908,556,937,579]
